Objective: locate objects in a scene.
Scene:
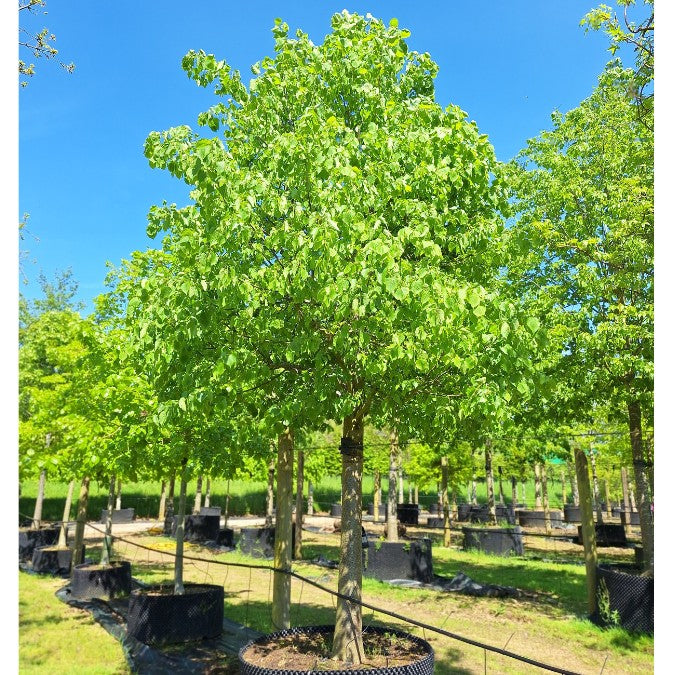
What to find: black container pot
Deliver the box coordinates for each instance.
[70,560,132,600]
[238,526,296,559]
[19,526,59,561]
[577,523,627,547]
[366,503,387,518]
[100,508,135,524]
[396,503,420,525]
[564,505,582,523]
[216,527,234,547]
[31,545,84,575]
[462,526,524,557]
[495,504,516,525]
[364,538,433,583]
[593,565,653,633]
[620,510,641,526]
[127,583,224,645]
[457,503,472,522]
[427,502,440,514]
[164,514,221,542]
[518,510,564,529]
[330,503,342,517]
[239,624,434,675]
[426,516,446,529]
[635,545,644,569]
[199,507,222,517]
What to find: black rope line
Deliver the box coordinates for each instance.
[96,528,580,675]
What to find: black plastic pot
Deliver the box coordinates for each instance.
[31,545,84,575]
[127,583,224,645]
[19,526,59,561]
[620,510,641,526]
[366,503,387,518]
[456,503,472,522]
[593,565,653,634]
[330,503,342,517]
[577,523,627,547]
[396,503,420,525]
[199,506,222,517]
[216,527,234,547]
[425,516,446,529]
[564,505,582,523]
[238,526,296,559]
[364,538,433,583]
[239,624,434,675]
[495,504,516,525]
[427,502,440,514]
[517,510,564,529]
[70,560,132,600]
[462,526,524,557]
[164,514,221,542]
[100,508,135,524]
[635,545,644,569]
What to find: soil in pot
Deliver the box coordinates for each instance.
[70,560,132,600]
[127,583,224,645]
[239,625,434,674]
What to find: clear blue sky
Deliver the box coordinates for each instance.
[16,0,653,315]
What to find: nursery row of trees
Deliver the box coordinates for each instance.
[19,3,653,664]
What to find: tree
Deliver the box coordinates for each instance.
[507,63,653,570]
[19,0,74,87]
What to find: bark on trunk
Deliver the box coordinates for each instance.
[414,485,419,504]
[571,471,580,506]
[604,479,612,519]
[621,466,631,513]
[71,476,90,573]
[224,480,231,528]
[373,470,381,521]
[560,469,567,506]
[332,412,365,664]
[294,446,304,560]
[204,477,211,508]
[32,469,46,529]
[193,475,203,514]
[497,466,505,505]
[307,480,314,516]
[273,429,294,629]
[574,447,598,616]
[101,476,116,566]
[158,480,167,521]
[58,479,75,548]
[115,479,122,510]
[174,459,188,595]
[534,463,542,508]
[387,431,399,542]
[541,463,551,535]
[511,477,518,506]
[166,473,175,519]
[441,456,451,548]
[485,441,496,525]
[266,455,275,527]
[521,480,527,505]
[397,467,404,503]
[589,449,603,524]
[628,401,654,573]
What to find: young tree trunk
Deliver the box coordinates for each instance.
[628,401,654,573]
[58,479,75,548]
[101,476,116,566]
[571,470,580,506]
[407,483,413,504]
[266,455,275,527]
[273,429,294,630]
[628,477,637,512]
[541,464,551,535]
[166,472,176,518]
[158,480,167,521]
[332,411,366,664]
[441,456,451,548]
[414,485,419,504]
[204,477,211,508]
[604,479,612,519]
[32,469,47,529]
[224,480,231,528]
[534,463,542,508]
[115,478,122,511]
[621,466,631,513]
[470,475,477,505]
[560,469,567,506]
[485,440,497,525]
[574,447,598,616]
[451,487,457,518]
[589,449,603,524]
[521,480,527,505]
[174,459,188,595]
[193,475,203,514]
[71,476,90,573]
[387,430,399,542]
[645,435,655,498]
[511,476,518,506]
[373,470,381,521]
[497,466,505,505]
[397,467,404,504]
[294,446,304,560]
[307,480,314,516]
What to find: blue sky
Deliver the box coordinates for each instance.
[15,1,653,315]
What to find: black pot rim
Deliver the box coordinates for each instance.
[239,624,434,675]
[73,560,131,572]
[130,582,223,597]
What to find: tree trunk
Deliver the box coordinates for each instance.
[387,430,399,542]
[511,476,518,506]
[451,487,457,518]
[174,459,188,595]
[541,463,551,535]
[485,440,496,525]
[470,475,477,505]
[71,476,90,573]
[628,400,654,573]
[571,470,580,506]
[58,479,75,548]
[604,479,612,519]
[589,449,603,524]
[628,477,637,512]
[407,482,413,504]
[294,446,304,560]
[521,480,527,505]
[224,479,231,528]
[560,469,567,506]
[574,447,598,616]
[373,470,381,521]
[534,463,542,508]
[158,480,167,521]
[332,412,365,664]
[621,466,631,513]
[397,467,404,504]
[266,455,275,527]
[166,472,176,518]
[101,476,116,566]
[204,477,211,508]
[497,466,505,504]
[193,475,203,514]
[32,469,46,529]
[115,478,122,510]
[273,429,294,629]
[441,456,451,548]
[307,480,314,516]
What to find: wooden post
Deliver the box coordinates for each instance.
[574,447,597,616]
